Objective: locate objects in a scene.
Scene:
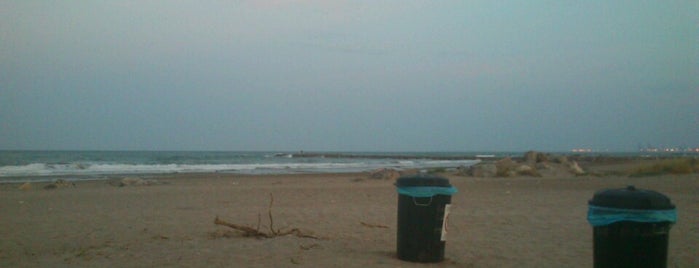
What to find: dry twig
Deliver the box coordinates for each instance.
[214,193,321,239]
[268,193,277,234]
[360,221,389,229]
[214,216,272,238]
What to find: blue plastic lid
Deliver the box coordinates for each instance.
[395,174,452,187]
[587,185,676,226]
[587,205,677,226]
[395,175,457,197]
[588,185,675,210]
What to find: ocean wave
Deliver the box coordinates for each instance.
[0,159,480,178]
[0,162,361,177]
[0,154,478,178]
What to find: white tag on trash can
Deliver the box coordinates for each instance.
[441,204,451,241]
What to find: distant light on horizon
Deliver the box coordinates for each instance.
[638,146,699,153]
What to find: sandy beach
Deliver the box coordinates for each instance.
[1,165,697,267]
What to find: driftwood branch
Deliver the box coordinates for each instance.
[360,221,389,229]
[214,193,321,239]
[268,193,276,234]
[214,216,272,238]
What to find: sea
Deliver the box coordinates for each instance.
[0,151,499,183]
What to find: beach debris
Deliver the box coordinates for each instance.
[515,164,541,177]
[108,177,166,187]
[299,243,320,250]
[214,217,270,238]
[462,157,544,177]
[360,221,389,229]
[552,155,570,165]
[351,177,366,182]
[463,163,497,177]
[455,151,592,178]
[44,184,58,190]
[43,179,76,190]
[535,162,552,170]
[107,179,122,186]
[524,151,549,164]
[495,158,519,177]
[151,235,170,240]
[367,168,418,180]
[121,177,150,186]
[368,168,401,180]
[290,256,303,265]
[568,161,585,175]
[19,182,32,191]
[214,193,321,239]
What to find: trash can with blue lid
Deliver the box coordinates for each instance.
[395,175,457,262]
[588,185,677,268]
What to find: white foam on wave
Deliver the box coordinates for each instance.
[416,160,481,167]
[0,159,481,178]
[0,163,51,176]
[0,162,369,177]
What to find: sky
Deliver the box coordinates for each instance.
[1,1,697,152]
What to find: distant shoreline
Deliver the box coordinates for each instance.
[1,150,696,183]
[284,151,698,160]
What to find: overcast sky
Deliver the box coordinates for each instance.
[1,1,697,152]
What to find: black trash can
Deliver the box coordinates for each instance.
[587,185,677,268]
[395,175,457,263]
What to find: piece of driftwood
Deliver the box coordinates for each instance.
[299,243,320,250]
[360,221,389,229]
[214,193,321,239]
[214,216,271,238]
